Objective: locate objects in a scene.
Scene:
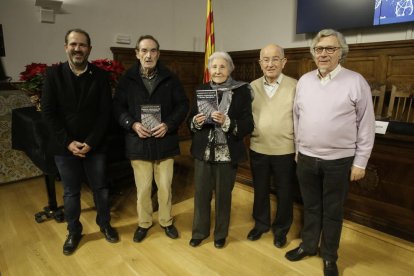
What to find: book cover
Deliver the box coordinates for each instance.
[196,89,218,124]
[141,104,161,132]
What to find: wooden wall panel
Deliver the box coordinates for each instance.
[343,57,379,82]
[387,55,414,85]
[111,48,136,70]
[283,59,304,80]
[345,134,414,241]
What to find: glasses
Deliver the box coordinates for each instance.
[313,46,340,54]
[259,57,285,65]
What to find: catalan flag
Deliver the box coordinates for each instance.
[203,0,215,83]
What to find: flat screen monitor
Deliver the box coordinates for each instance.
[296,0,414,34]
[374,0,414,25]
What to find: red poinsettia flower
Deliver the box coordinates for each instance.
[18,59,124,99]
[18,63,48,94]
[91,59,125,88]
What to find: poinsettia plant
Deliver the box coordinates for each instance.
[18,59,125,96]
[18,62,48,95]
[91,59,125,89]
[17,60,124,111]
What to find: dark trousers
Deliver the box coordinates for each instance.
[250,150,295,236]
[296,152,353,262]
[191,159,237,240]
[54,153,110,234]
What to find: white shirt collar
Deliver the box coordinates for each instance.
[317,64,342,83]
[68,62,89,76]
[263,74,283,98]
[263,74,283,86]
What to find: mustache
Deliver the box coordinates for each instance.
[71,51,84,56]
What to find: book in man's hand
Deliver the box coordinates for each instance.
[141,104,161,133]
[196,89,218,124]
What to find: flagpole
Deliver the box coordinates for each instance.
[203,0,215,83]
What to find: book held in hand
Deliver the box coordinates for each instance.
[196,89,218,124]
[141,104,161,132]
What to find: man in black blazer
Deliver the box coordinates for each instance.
[42,28,119,256]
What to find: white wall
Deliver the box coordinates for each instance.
[1,0,413,81]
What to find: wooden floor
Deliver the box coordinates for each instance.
[1,176,414,276]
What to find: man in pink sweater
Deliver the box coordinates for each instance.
[285,29,375,276]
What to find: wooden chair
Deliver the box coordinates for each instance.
[371,84,386,119]
[387,84,414,122]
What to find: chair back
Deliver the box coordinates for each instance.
[387,84,414,122]
[371,84,386,119]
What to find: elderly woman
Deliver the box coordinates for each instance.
[188,52,254,249]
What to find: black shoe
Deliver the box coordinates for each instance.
[323,260,338,276]
[285,246,317,261]
[100,226,119,243]
[273,235,287,248]
[214,238,226,249]
[189,238,203,247]
[162,225,179,239]
[247,228,266,241]
[133,226,150,242]
[63,233,82,255]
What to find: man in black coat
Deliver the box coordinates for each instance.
[113,35,189,243]
[42,28,119,255]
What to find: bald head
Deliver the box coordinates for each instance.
[259,44,286,83]
[260,44,284,59]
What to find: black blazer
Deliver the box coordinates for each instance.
[112,62,189,160]
[42,62,112,155]
[187,83,254,165]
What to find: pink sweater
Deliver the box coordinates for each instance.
[293,68,375,168]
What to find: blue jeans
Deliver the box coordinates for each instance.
[54,153,110,234]
[296,152,353,262]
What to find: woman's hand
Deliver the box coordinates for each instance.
[194,113,207,126]
[211,111,226,125]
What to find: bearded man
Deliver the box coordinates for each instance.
[42,28,119,256]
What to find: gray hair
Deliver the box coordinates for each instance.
[136,35,160,51]
[310,29,349,62]
[208,51,235,73]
